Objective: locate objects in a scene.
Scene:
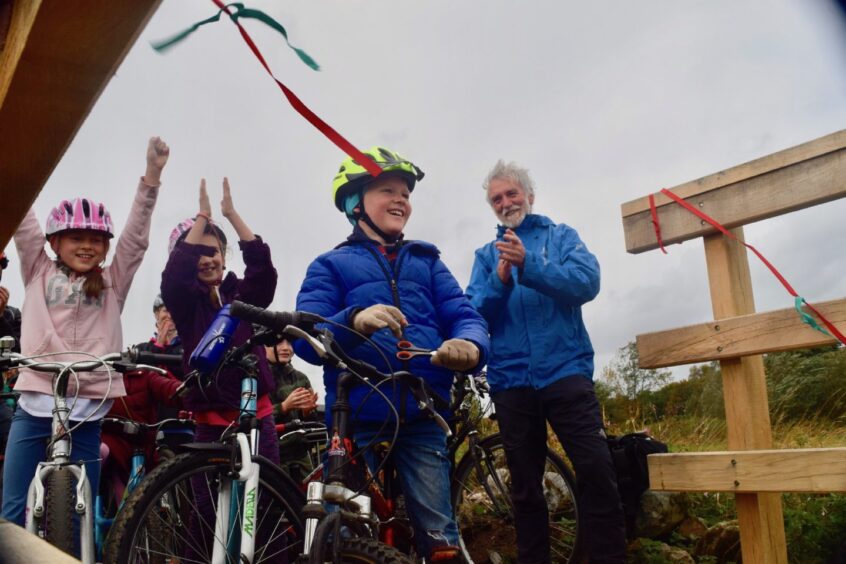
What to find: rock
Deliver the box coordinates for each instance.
[694,520,741,562]
[676,516,708,539]
[628,538,695,563]
[635,491,687,538]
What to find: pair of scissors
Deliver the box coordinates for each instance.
[396,340,438,361]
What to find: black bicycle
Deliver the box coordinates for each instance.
[235,302,583,564]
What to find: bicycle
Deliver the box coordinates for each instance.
[103,320,307,563]
[237,302,581,564]
[0,336,172,563]
[447,372,582,564]
[235,300,471,563]
[279,341,581,563]
[95,414,195,560]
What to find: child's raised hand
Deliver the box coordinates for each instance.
[199,178,212,218]
[144,137,170,185]
[221,177,236,219]
[219,177,255,241]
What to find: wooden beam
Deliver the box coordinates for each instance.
[0,0,43,105]
[0,0,161,249]
[636,298,846,369]
[621,130,846,254]
[647,448,846,493]
[703,229,786,564]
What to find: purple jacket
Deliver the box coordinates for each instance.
[160,237,277,413]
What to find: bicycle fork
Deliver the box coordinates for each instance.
[212,377,261,564]
[25,397,95,564]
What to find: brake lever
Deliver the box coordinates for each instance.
[406,376,452,437]
[284,325,330,360]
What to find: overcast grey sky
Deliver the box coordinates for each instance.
[6,1,846,393]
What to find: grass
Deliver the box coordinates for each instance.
[545,415,846,562]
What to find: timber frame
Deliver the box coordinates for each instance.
[621,128,846,563]
[0,0,161,248]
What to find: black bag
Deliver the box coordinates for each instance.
[607,432,669,535]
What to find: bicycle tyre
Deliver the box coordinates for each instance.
[103,450,306,564]
[45,465,77,556]
[452,433,582,564]
[308,513,414,564]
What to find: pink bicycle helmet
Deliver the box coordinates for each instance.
[45,197,114,239]
[168,218,196,254]
[168,217,228,254]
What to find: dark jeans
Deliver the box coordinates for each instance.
[492,375,626,564]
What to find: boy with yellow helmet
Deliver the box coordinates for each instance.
[296,147,490,561]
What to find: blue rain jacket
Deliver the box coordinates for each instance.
[466,214,599,393]
[295,236,489,423]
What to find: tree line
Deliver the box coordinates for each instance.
[597,342,846,425]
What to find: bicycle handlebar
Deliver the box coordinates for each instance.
[102,416,196,436]
[230,300,322,335]
[126,348,183,368]
[0,351,168,376]
[230,300,453,436]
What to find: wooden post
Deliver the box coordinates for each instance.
[703,228,787,563]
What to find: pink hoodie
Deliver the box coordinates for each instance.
[13,180,159,399]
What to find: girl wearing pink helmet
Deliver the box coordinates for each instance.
[1,137,170,539]
[160,178,279,560]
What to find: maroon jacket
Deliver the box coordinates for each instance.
[106,368,181,424]
[160,237,277,413]
[101,368,182,482]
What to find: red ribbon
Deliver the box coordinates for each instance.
[210,0,382,177]
[655,188,846,346]
[648,194,667,254]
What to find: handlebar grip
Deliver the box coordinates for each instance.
[230,300,323,334]
[132,351,183,367]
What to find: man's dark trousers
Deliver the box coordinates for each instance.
[492,374,627,563]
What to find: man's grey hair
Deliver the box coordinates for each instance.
[483,159,535,203]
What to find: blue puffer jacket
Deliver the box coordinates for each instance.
[295,234,489,423]
[466,214,599,393]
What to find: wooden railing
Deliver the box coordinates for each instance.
[621,129,846,563]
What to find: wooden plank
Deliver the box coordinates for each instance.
[621,139,846,253]
[0,0,161,249]
[647,448,846,493]
[636,298,846,369]
[703,229,786,564]
[621,129,846,217]
[0,0,43,105]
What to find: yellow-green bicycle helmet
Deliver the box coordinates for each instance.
[332,146,425,213]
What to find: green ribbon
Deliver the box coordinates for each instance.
[795,296,831,337]
[152,2,320,71]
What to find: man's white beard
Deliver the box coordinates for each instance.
[498,203,532,228]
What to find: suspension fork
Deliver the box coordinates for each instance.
[212,373,261,564]
[26,370,95,564]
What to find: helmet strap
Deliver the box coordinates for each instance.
[355,198,402,244]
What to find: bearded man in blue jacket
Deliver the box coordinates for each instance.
[295,147,489,562]
[466,160,626,564]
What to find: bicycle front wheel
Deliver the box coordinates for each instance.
[452,434,582,564]
[308,512,414,564]
[104,450,305,564]
[44,465,77,556]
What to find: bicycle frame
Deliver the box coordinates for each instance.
[303,367,397,559]
[94,448,144,559]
